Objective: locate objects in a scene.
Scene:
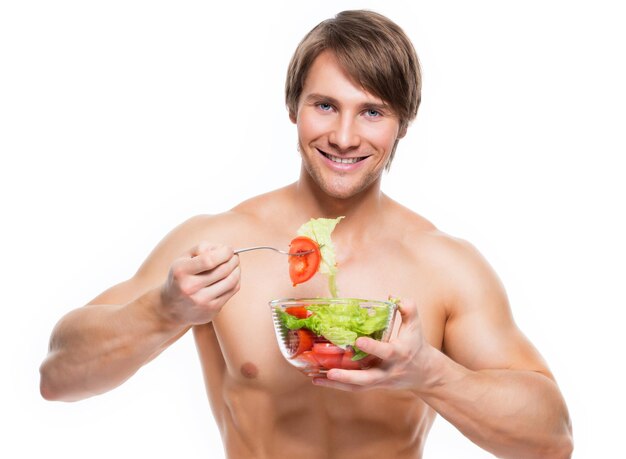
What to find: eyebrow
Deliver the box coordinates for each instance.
[303,93,390,112]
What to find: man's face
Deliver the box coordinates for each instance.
[291,51,404,200]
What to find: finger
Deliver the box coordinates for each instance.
[396,298,420,335]
[312,377,365,392]
[194,265,241,306]
[197,274,241,312]
[213,273,241,303]
[187,245,235,275]
[188,241,219,257]
[397,298,417,322]
[325,366,387,387]
[187,254,239,291]
[355,336,394,360]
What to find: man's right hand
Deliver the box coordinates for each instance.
[158,242,241,326]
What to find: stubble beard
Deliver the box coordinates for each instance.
[302,155,382,201]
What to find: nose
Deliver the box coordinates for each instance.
[328,114,360,151]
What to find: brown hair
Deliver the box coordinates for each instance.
[285,10,421,166]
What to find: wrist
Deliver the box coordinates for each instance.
[413,345,470,398]
[141,287,188,332]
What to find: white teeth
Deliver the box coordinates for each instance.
[325,153,360,164]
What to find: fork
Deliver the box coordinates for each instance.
[234,246,314,256]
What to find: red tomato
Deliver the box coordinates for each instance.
[312,342,345,370]
[287,329,315,357]
[296,350,319,367]
[285,306,312,319]
[313,342,344,354]
[355,354,380,370]
[288,236,321,286]
[340,348,362,370]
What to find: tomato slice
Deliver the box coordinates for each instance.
[312,342,345,370]
[356,354,380,370]
[285,306,312,319]
[313,342,344,354]
[287,329,315,357]
[340,348,362,370]
[288,236,321,286]
[296,350,319,367]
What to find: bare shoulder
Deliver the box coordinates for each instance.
[231,184,298,224]
[387,198,477,262]
[389,202,549,373]
[389,199,506,314]
[412,228,501,289]
[136,186,296,277]
[87,189,290,305]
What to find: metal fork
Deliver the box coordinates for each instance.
[234,246,314,256]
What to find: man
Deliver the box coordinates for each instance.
[40,10,573,458]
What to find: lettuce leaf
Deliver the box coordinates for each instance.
[296,217,344,297]
[277,301,390,358]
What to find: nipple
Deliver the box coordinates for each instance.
[240,362,259,379]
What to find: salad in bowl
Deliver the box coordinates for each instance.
[270,297,398,376]
[268,217,399,377]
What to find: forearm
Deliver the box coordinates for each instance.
[40,288,188,402]
[420,350,573,458]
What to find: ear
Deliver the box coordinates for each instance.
[397,123,408,139]
[288,108,297,124]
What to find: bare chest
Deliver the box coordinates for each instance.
[193,246,443,457]
[207,250,446,389]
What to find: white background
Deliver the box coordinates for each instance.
[1,1,624,457]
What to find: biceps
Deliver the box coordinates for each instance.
[442,308,553,379]
[86,275,159,306]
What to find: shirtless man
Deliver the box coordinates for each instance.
[40,10,573,459]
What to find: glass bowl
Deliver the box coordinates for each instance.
[269,298,398,377]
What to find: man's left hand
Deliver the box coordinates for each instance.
[312,299,440,392]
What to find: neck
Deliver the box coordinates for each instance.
[292,165,387,227]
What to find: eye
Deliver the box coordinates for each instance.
[365,109,381,117]
[319,103,333,111]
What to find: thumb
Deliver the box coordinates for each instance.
[355,336,393,360]
[395,298,420,335]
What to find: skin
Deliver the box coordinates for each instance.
[40,51,573,458]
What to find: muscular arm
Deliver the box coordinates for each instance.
[418,241,572,458]
[320,237,573,458]
[39,282,187,402]
[421,357,571,458]
[40,216,240,402]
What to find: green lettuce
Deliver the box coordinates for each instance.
[296,217,344,297]
[277,301,390,360]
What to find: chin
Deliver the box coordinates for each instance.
[303,161,382,200]
[320,176,377,200]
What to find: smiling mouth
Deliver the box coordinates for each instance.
[318,149,367,164]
